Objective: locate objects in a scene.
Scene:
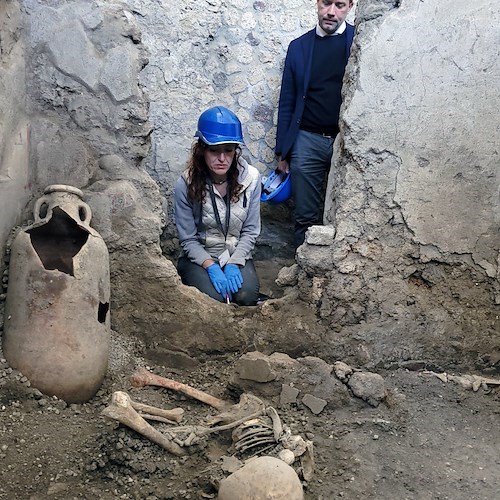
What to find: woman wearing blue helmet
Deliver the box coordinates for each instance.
[174,106,261,305]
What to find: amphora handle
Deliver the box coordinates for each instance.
[33,185,93,226]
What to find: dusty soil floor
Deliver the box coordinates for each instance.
[0,343,499,500]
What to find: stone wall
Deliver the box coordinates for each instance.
[133,0,320,236]
[0,0,30,264]
[297,0,500,368]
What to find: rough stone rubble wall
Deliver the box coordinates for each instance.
[297,0,500,367]
[133,0,319,234]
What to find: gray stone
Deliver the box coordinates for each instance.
[275,264,299,287]
[48,21,100,90]
[253,103,273,123]
[212,72,228,90]
[143,348,200,370]
[235,351,277,383]
[399,360,426,372]
[347,372,386,407]
[302,394,327,415]
[296,244,334,274]
[333,361,353,382]
[280,384,300,405]
[304,226,336,246]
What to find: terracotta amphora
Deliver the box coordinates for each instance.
[3,185,110,403]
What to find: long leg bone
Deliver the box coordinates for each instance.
[102,391,186,456]
[130,367,228,411]
[131,400,184,424]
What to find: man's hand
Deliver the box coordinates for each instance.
[276,157,289,174]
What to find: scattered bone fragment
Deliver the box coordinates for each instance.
[281,432,308,459]
[266,406,283,441]
[130,367,228,410]
[101,391,185,456]
[424,371,500,391]
[206,393,265,426]
[472,378,482,392]
[456,374,472,388]
[130,399,184,423]
[218,456,304,500]
[464,374,500,392]
[435,372,448,383]
[300,440,315,482]
[278,448,296,465]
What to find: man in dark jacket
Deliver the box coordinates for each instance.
[275,0,354,248]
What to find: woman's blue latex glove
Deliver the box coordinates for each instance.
[206,263,230,300]
[224,264,243,294]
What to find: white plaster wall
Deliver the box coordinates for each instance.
[343,0,500,269]
[0,1,30,267]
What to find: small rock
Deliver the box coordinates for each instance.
[333,361,353,381]
[348,372,386,407]
[275,264,299,287]
[302,394,327,415]
[235,351,277,383]
[280,384,300,405]
[399,360,426,371]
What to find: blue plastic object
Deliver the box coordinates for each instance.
[260,169,292,204]
[224,264,243,294]
[195,106,244,145]
[206,263,230,299]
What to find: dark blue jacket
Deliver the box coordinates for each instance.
[275,23,355,160]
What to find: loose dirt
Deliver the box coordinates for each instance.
[0,345,499,500]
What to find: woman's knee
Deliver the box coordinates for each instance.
[234,287,259,306]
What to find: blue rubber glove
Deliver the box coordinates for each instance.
[206,263,230,300]
[224,264,243,294]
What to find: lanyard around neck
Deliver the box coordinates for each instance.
[207,179,231,239]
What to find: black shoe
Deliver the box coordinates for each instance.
[257,292,270,304]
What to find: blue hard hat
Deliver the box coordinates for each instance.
[260,169,292,204]
[195,106,244,145]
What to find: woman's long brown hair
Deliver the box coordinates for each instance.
[186,140,244,203]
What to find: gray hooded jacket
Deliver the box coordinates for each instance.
[174,157,261,267]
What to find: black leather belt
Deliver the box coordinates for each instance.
[300,127,338,139]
